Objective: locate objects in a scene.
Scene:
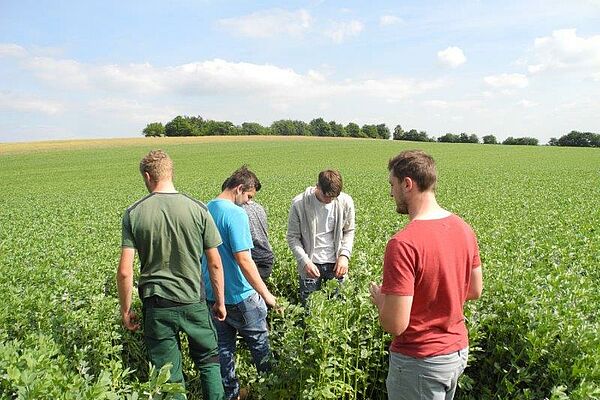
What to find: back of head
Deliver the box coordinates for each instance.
[222,165,261,192]
[317,170,343,197]
[140,149,173,182]
[388,150,437,191]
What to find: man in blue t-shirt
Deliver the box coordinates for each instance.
[202,166,277,400]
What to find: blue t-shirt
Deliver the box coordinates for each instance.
[202,198,255,304]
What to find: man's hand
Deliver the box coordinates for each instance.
[212,302,227,321]
[122,309,140,332]
[263,292,277,308]
[369,282,384,310]
[334,255,349,278]
[304,261,321,278]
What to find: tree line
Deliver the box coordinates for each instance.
[143,116,599,147]
[143,116,391,139]
[548,131,600,147]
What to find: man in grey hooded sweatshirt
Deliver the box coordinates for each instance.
[286,170,356,304]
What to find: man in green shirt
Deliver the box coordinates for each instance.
[117,149,226,400]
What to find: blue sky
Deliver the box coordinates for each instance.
[1,0,600,143]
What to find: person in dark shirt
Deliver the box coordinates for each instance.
[242,200,275,283]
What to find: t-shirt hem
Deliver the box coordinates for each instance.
[390,340,468,358]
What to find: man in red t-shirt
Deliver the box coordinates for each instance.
[370,150,483,400]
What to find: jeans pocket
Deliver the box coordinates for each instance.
[240,295,267,327]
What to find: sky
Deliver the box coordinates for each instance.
[1,0,600,144]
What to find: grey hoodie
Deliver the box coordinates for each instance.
[286,187,356,279]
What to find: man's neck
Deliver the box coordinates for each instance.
[217,190,235,203]
[407,191,450,221]
[151,180,177,193]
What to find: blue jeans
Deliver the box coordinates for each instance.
[299,262,345,304]
[386,348,469,400]
[209,293,271,400]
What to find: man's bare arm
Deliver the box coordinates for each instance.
[116,247,139,331]
[370,283,412,336]
[234,250,276,307]
[466,266,483,300]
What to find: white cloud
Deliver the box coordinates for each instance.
[218,9,311,38]
[0,43,27,58]
[87,98,176,123]
[518,99,538,108]
[169,59,309,96]
[0,92,64,114]
[422,99,484,111]
[11,47,442,104]
[484,73,529,88]
[556,101,578,110]
[423,100,449,108]
[24,56,92,89]
[307,69,326,82]
[325,20,364,43]
[437,46,466,68]
[528,29,600,74]
[379,15,402,26]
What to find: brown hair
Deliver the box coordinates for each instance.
[222,165,261,192]
[317,170,343,197]
[388,150,437,191]
[139,150,173,182]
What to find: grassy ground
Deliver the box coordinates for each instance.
[1,137,598,399]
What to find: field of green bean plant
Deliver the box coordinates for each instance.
[1,136,598,399]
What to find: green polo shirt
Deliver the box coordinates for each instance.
[122,192,222,303]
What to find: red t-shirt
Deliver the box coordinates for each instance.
[381,214,481,358]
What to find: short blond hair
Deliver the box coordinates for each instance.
[139,150,173,182]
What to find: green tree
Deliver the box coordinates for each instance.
[329,121,346,137]
[376,124,391,139]
[143,122,165,137]
[292,120,311,136]
[393,124,404,140]
[345,122,362,138]
[457,133,478,143]
[361,124,378,139]
[203,120,237,136]
[187,116,205,134]
[397,129,432,142]
[271,120,295,136]
[557,131,600,147]
[241,122,268,136]
[310,118,332,137]
[437,133,459,143]
[503,136,538,146]
[482,135,497,144]
[165,116,195,137]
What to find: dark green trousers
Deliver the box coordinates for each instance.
[143,301,224,400]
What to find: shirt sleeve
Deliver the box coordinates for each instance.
[202,211,223,249]
[381,237,417,296]
[228,208,254,253]
[121,210,136,249]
